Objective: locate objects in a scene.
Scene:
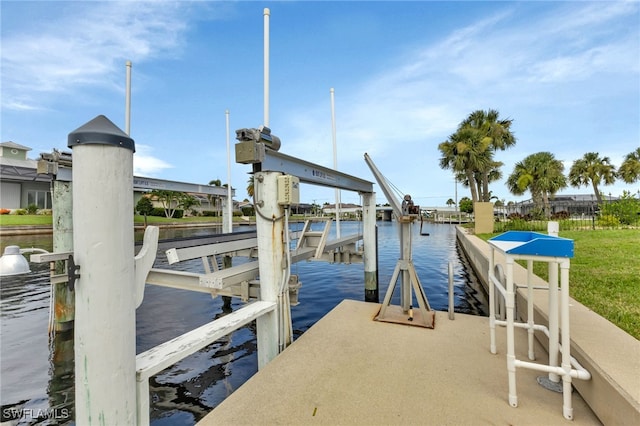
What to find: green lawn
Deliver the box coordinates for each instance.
[0,214,243,226]
[0,214,53,226]
[478,229,640,340]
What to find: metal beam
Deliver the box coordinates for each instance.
[260,149,374,193]
[133,176,233,196]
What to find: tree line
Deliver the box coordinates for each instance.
[438,109,640,217]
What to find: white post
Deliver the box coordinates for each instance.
[254,171,284,368]
[69,115,137,424]
[548,260,560,382]
[125,61,132,135]
[223,109,233,234]
[263,8,270,127]
[330,88,341,238]
[51,180,74,331]
[548,221,559,237]
[362,191,378,302]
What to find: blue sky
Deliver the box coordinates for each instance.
[2,1,639,207]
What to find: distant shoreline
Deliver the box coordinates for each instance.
[0,221,261,237]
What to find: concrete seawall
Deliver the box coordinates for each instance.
[456,226,640,425]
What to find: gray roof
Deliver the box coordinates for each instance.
[1,141,32,151]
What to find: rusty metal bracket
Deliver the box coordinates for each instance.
[67,255,80,291]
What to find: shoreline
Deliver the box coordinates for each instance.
[0,222,259,237]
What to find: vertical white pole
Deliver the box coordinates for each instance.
[505,257,518,408]
[362,191,378,302]
[548,260,560,382]
[263,8,270,127]
[69,115,137,424]
[330,88,341,238]
[254,171,284,368]
[527,260,535,360]
[224,110,233,234]
[125,61,132,135]
[560,260,573,420]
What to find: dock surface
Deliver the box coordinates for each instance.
[199,300,601,425]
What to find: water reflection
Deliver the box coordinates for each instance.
[1,221,485,425]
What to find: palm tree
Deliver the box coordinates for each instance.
[618,148,640,184]
[460,109,516,201]
[507,152,567,217]
[568,152,617,205]
[439,127,493,203]
[446,198,455,208]
[247,175,255,198]
[208,179,222,216]
[439,109,516,203]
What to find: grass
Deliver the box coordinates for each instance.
[477,229,640,340]
[0,214,243,227]
[0,214,53,226]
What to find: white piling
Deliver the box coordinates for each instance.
[254,171,286,368]
[362,192,378,302]
[68,115,137,425]
[51,180,74,330]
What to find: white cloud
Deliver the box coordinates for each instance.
[1,2,191,111]
[134,144,173,177]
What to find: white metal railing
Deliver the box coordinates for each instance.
[135,300,276,425]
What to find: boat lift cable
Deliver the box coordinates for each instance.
[379,173,406,204]
[278,206,293,352]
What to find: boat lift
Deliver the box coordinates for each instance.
[364,153,434,328]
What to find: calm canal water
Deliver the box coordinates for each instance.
[1,221,486,425]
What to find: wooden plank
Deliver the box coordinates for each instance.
[166,238,258,264]
[136,301,276,380]
[199,261,260,289]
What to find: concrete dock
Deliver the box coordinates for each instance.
[199,300,601,425]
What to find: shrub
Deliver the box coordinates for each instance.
[150,207,183,218]
[37,209,53,215]
[551,211,570,220]
[503,218,529,231]
[136,197,154,217]
[202,210,217,217]
[0,208,10,215]
[599,192,640,225]
[241,206,255,216]
[26,204,38,214]
[597,214,620,227]
[12,209,27,215]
